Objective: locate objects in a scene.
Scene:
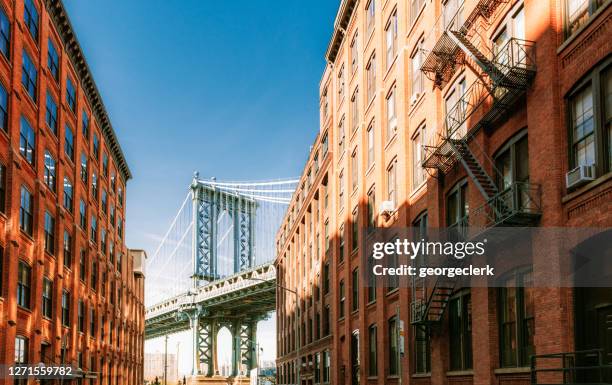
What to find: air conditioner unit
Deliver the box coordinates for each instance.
[410,93,421,106]
[566,164,595,189]
[379,200,395,217]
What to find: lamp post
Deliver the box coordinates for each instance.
[247,278,299,385]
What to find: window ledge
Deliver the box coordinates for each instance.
[494,367,531,375]
[412,373,431,378]
[562,171,612,204]
[446,370,474,376]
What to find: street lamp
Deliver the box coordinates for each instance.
[247,278,300,385]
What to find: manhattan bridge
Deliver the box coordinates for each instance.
[145,173,296,384]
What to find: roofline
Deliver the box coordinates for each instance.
[324,0,358,63]
[45,0,132,181]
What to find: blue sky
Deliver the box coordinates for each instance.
[63,0,338,372]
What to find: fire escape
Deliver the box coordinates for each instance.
[411,0,541,327]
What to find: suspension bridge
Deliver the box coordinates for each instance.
[144,172,296,384]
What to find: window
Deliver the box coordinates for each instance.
[367,121,375,168]
[79,249,86,281]
[385,11,398,69]
[352,268,359,311]
[449,289,472,370]
[65,124,74,160]
[92,172,98,199]
[338,64,345,100]
[19,116,36,165]
[79,200,87,229]
[339,223,345,262]
[62,290,70,326]
[103,153,109,176]
[410,0,426,25]
[82,111,89,139]
[351,207,358,250]
[323,262,330,294]
[22,50,37,101]
[19,186,33,236]
[93,133,100,158]
[367,253,377,302]
[350,32,359,73]
[387,159,397,206]
[446,179,468,236]
[42,278,52,318]
[44,151,57,192]
[0,83,7,132]
[0,8,9,58]
[48,39,59,80]
[323,350,330,382]
[388,316,399,375]
[17,261,31,308]
[46,93,58,135]
[386,86,397,139]
[414,325,431,373]
[499,269,534,367]
[411,40,424,98]
[387,237,399,290]
[351,88,359,132]
[367,187,376,229]
[44,211,55,255]
[0,163,5,213]
[443,0,464,30]
[351,148,358,191]
[339,279,345,318]
[322,87,329,121]
[63,230,72,268]
[412,124,426,190]
[366,0,375,36]
[66,77,76,112]
[495,131,529,198]
[565,0,607,37]
[338,115,346,154]
[368,324,378,376]
[80,152,88,183]
[101,229,107,255]
[445,77,467,137]
[339,171,345,212]
[89,307,96,336]
[118,219,123,239]
[367,53,376,102]
[78,300,85,332]
[63,177,73,212]
[572,85,595,168]
[102,189,108,214]
[91,216,97,243]
[15,336,28,364]
[24,0,38,40]
[91,259,97,289]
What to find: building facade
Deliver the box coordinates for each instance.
[0,0,145,384]
[276,0,612,384]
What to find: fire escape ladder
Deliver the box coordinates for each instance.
[448,30,505,85]
[448,138,498,201]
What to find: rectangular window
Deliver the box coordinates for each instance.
[449,290,472,370]
[352,268,359,311]
[103,153,109,176]
[0,82,7,132]
[66,78,76,112]
[366,0,375,36]
[411,40,424,98]
[566,0,606,37]
[350,32,359,73]
[338,115,346,154]
[367,54,376,103]
[367,256,377,302]
[351,208,358,250]
[19,116,36,165]
[414,325,431,373]
[15,336,28,364]
[368,324,378,376]
[82,111,89,139]
[387,237,399,290]
[91,216,97,243]
[80,152,88,183]
[65,124,74,160]
[367,187,375,229]
[0,8,10,59]
[91,259,97,290]
[385,11,398,69]
[63,177,73,212]
[367,121,374,168]
[19,186,33,236]
[389,316,398,375]
[338,64,345,100]
[63,230,72,268]
[412,124,426,190]
[323,350,330,382]
[339,223,345,262]
[44,151,57,192]
[42,278,52,318]
[338,171,345,212]
[78,300,84,332]
[387,159,397,206]
[17,261,31,308]
[447,180,469,236]
[79,200,87,229]
[351,88,359,132]
[351,148,358,191]
[79,249,86,281]
[0,163,5,213]
[339,280,346,319]
[102,189,108,214]
[92,172,98,199]
[48,39,59,80]
[22,50,37,101]
[386,87,396,139]
[23,0,39,40]
[410,0,425,25]
[44,211,55,255]
[89,307,96,336]
[93,134,100,158]
[571,85,595,167]
[46,93,58,135]
[500,270,534,367]
[101,229,107,255]
[62,290,70,327]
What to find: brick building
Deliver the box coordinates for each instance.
[0,0,145,384]
[275,0,611,384]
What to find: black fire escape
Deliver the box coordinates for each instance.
[411,0,541,327]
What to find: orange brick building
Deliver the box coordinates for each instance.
[0,0,144,384]
[275,0,611,384]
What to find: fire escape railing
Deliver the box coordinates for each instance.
[531,349,612,385]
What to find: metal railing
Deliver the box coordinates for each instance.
[531,349,612,385]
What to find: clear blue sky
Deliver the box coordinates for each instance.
[63,0,339,371]
[63,0,338,254]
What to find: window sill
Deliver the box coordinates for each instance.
[412,372,431,378]
[494,367,531,375]
[562,171,612,204]
[446,370,474,376]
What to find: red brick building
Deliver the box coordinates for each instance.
[0,0,144,384]
[275,0,612,384]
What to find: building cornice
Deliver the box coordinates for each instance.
[325,0,358,63]
[45,0,132,182]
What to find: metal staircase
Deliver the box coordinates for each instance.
[411,0,540,328]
